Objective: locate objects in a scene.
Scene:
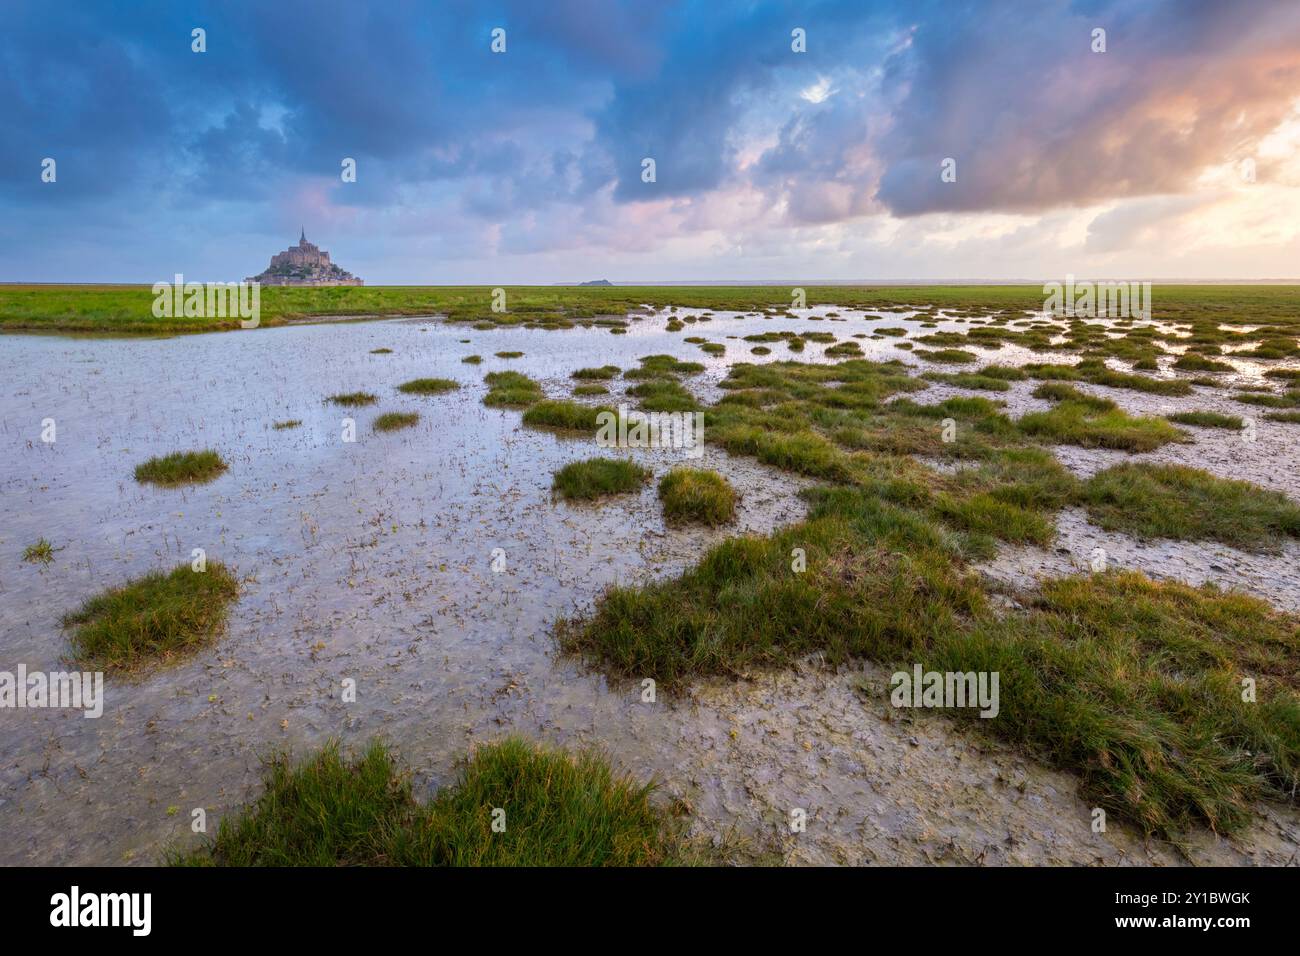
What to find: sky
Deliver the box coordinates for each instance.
[3,0,1300,284]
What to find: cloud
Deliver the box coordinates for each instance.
[1,0,1298,281]
[873,0,1300,216]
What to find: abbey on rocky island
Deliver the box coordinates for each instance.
[246,229,363,286]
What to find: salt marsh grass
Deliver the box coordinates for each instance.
[173,738,690,867]
[658,468,737,525]
[134,450,228,486]
[552,457,651,501]
[63,562,239,674]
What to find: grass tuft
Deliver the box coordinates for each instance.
[1081,462,1300,551]
[572,365,621,380]
[23,538,56,565]
[134,449,228,486]
[374,411,420,432]
[522,399,611,432]
[327,391,378,407]
[397,378,459,395]
[62,562,240,673]
[483,371,544,408]
[173,737,689,867]
[1172,354,1233,372]
[914,348,978,363]
[626,379,698,412]
[1019,386,1186,452]
[1166,410,1243,429]
[552,457,651,501]
[658,468,737,525]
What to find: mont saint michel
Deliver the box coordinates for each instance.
[246,229,363,286]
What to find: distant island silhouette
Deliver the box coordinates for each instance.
[246,229,363,286]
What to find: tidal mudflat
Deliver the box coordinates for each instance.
[3,300,1299,865]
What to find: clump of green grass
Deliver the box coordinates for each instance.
[626,379,697,412]
[825,341,863,358]
[62,562,239,673]
[697,342,725,356]
[976,365,1027,381]
[327,391,378,407]
[1031,382,1112,408]
[1019,386,1186,452]
[1024,360,1192,396]
[272,419,302,430]
[657,468,736,525]
[1166,410,1243,429]
[522,399,611,431]
[930,491,1055,546]
[922,450,1076,549]
[495,351,525,359]
[1248,339,1300,359]
[625,354,706,380]
[919,446,1076,549]
[572,365,621,380]
[173,737,687,867]
[983,572,1300,835]
[1022,362,1083,380]
[914,348,978,364]
[483,371,544,408]
[553,457,651,500]
[1080,366,1193,396]
[1266,411,1300,424]
[1081,463,1300,551]
[397,378,459,395]
[374,411,419,432]
[462,355,483,364]
[1233,392,1300,409]
[369,348,393,354]
[1172,354,1232,372]
[922,371,1011,392]
[23,538,56,565]
[134,449,228,486]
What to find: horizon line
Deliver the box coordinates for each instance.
[4,278,1300,287]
